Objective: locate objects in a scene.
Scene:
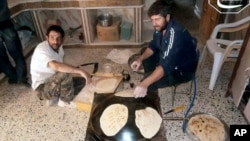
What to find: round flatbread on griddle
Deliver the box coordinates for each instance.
[187,114,225,141]
[135,107,162,139]
[100,104,128,136]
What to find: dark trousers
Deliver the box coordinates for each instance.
[36,72,74,103]
[0,24,27,83]
[141,47,195,91]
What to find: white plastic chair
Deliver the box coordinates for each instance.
[200,16,250,90]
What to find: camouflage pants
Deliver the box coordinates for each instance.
[36,72,74,102]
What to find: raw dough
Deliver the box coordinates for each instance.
[114,89,134,97]
[100,104,128,136]
[135,107,162,139]
[95,78,117,93]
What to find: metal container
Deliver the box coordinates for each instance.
[102,63,112,73]
[98,13,113,26]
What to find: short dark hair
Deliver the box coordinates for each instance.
[148,1,172,18]
[46,25,65,38]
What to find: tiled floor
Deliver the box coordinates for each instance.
[0,1,248,141]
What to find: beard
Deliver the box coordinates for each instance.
[154,21,168,32]
[49,43,60,52]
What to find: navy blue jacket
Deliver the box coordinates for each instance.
[149,19,197,75]
[0,0,12,30]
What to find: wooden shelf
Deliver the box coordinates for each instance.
[90,35,140,46]
[7,0,155,47]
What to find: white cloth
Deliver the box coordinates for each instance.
[30,41,64,89]
[106,49,133,64]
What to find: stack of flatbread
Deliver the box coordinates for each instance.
[187,114,226,141]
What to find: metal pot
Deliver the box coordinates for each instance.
[98,13,113,26]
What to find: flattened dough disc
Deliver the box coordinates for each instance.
[135,107,162,139]
[100,104,128,136]
[94,78,117,93]
[114,89,134,97]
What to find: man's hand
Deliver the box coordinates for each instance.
[134,86,147,98]
[48,61,92,84]
[131,60,142,72]
[79,71,92,84]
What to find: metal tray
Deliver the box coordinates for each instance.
[185,113,229,141]
[85,93,167,141]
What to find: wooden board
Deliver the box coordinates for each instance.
[92,73,123,94]
[73,72,123,112]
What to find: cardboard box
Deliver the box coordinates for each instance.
[96,19,121,41]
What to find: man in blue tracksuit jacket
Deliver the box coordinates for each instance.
[131,1,198,98]
[0,0,29,86]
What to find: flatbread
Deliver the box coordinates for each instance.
[94,78,117,93]
[187,114,225,141]
[114,89,134,97]
[135,107,162,139]
[100,104,128,136]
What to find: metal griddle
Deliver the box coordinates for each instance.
[85,92,167,141]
